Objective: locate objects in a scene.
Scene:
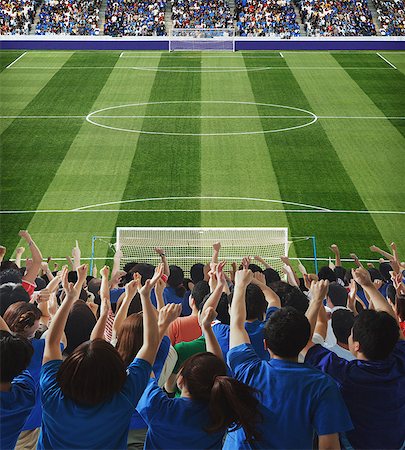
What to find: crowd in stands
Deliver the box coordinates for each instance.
[35,0,101,35]
[373,0,405,35]
[104,0,166,36]
[299,0,376,36]
[171,0,233,29]
[1,233,404,450]
[235,0,300,37]
[0,0,38,34]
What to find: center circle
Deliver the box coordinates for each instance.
[86,101,317,136]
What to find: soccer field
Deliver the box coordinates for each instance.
[1,50,404,269]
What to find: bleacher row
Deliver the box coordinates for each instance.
[1,0,404,35]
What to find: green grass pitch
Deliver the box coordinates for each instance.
[0,50,404,270]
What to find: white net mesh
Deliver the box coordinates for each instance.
[116,227,289,274]
[169,28,235,51]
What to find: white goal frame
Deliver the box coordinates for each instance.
[116,227,289,274]
[169,28,236,52]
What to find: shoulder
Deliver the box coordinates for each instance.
[12,370,36,399]
[227,343,266,380]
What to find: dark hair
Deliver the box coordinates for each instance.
[123,261,138,275]
[34,277,47,291]
[386,284,396,304]
[379,262,393,282]
[0,261,20,272]
[0,331,33,382]
[262,268,280,285]
[180,353,261,442]
[352,310,399,360]
[128,263,155,285]
[57,339,126,406]
[318,266,337,282]
[87,278,101,296]
[191,281,210,309]
[331,310,354,345]
[116,292,142,316]
[167,265,186,298]
[269,280,294,302]
[116,313,143,366]
[368,268,383,282]
[64,301,97,355]
[3,302,41,334]
[200,293,230,325]
[228,284,267,321]
[327,282,348,307]
[0,283,30,316]
[396,295,405,322]
[333,266,347,282]
[68,271,78,284]
[282,287,309,314]
[0,268,23,285]
[264,307,310,358]
[190,264,205,284]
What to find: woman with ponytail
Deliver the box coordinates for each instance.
[136,307,261,449]
[163,265,187,308]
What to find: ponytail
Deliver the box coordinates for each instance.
[207,376,261,442]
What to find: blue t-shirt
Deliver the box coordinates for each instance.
[224,343,352,449]
[38,357,152,449]
[129,336,171,430]
[212,307,278,362]
[137,379,224,449]
[305,341,405,449]
[163,286,184,307]
[0,371,36,450]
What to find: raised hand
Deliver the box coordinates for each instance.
[241,256,251,270]
[158,303,182,328]
[215,261,227,286]
[15,246,25,255]
[76,263,88,283]
[212,242,221,252]
[62,267,80,300]
[280,255,291,266]
[234,268,254,287]
[350,253,363,268]
[100,265,110,279]
[310,279,329,302]
[351,267,373,288]
[155,277,166,297]
[201,306,218,330]
[125,278,138,299]
[252,271,266,285]
[330,244,339,254]
[18,230,32,242]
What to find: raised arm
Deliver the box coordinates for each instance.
[154,277,166,311]
[212,242,221,265]
[43,266,85,364]
[350,253,364,268]
[330,244,342,267]
[90,290,111,341]
[136,265,163,365]
[111,246,123,280]
[14,246,25,268]
[19,231,42,285]
[155,247,170,277]
[251,272,281,308]
[280,256,300,287]
[112,275,139,338]
[201,307,223,360]
[253,255,271,269]
[71,240,81,270]
[158,303,182,340]
[229,269,254,349]
[305,280,329,339]
[369,245,394,261]
[201,261,227,316]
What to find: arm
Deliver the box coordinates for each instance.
[112,275,139,338]
[350,253,363,268]
[90,292,111,341]
[253,255,271,269]
[280,256,300,287]
[201,261,227,316]
[369,245,394,261]
[0,246,5,264]
[0,314,11,333]
[305,280,329,341]
[111,246,123,280]
[71,240,81,270]
[329,244,341,267]
[41,261,54,281]
[201,307,223,360]
[251,272,281,308]
[19,231,42,285]
[43,267,81,364]
[212,242,221,265]
[318,434,340,450]
[136,265,163,365]
[154,277,166,311]
[158,303,182,341]
[14,246,25,268]
[314,304,328,341]
[155,247,170,277]
[347,279,359,317]
[229,269,254,349]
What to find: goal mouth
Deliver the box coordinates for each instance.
[169,28,236,52]
[116,227,289,274]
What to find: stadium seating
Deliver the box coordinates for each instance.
[35,0,102,35]
[299,0,376,36]
[235,0,300,37]
[373,0,405,35]
[104,0,166,36]
[0,0,38,34]
[171,0,233,29]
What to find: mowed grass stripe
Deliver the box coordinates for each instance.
[114,53,202,232]
[199,53,294,253]
[332,53,405,140]
[244,54,386,260]
[0,51,24,72]
[1,51,120,256]
[15,52,160,260]
[287,52,405,257]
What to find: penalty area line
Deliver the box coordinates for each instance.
[376,53,397,69]
[6,51,27,69]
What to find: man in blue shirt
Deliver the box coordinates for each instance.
[226,270,353,449]
[303,267,405,450]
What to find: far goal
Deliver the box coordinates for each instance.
[116,227,289,274]
[169,28,235,52]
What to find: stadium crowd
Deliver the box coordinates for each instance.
[0,0,38,34]
[104,0,166,37]
[0,233,404,450]
[373,0,405,35]
[35,0,101,35]
[171,0,233,29]
[235,0,300,38]
[299,0,376,36]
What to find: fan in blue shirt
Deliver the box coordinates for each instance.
[0,319,36,450]
[226,270,353,450]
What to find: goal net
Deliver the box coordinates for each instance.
[169,28,235,52]
[116,227,289,275]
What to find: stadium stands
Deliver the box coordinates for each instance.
[299,0,376,36]
[171,0,233,29]
[0,0,38,34]
[373,0,405,35]
[35,0,102,35]
[235,0,300,37]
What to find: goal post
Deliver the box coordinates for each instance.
[169,28,236,52]
[116,227,289,274]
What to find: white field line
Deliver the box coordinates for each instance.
[376,52,397,69]
[5,51,27,69]
[279,52,284,58]
[1,115,405,120]
[0,209,404,215]
[7,66,396,70]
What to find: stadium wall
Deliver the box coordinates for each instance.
[1,36,404,51]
